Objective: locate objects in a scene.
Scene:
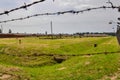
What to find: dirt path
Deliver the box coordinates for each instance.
[100,60,120,80]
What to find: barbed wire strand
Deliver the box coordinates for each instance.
[0,5,120,24]
[0,0,45,16]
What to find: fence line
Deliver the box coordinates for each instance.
[0,5,120,24]
[0,0,45,16]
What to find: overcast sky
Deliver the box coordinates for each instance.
[0,0,120,34]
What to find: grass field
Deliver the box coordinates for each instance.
[0,37,120,80]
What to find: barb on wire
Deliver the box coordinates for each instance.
[24,3,27,10]
[0,0,45,16]
[118,6,120,12]
[118,18,120,21]
[106,0,114,8]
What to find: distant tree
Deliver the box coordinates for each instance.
[0,29,2,33]
[45,31,47,35]
[8,29,12,33]
[86,32,90,34]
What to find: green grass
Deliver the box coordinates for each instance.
[25,54,120,80]
[0,37,120,80]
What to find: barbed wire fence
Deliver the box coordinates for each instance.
[0,0,119,23]
[0,6,119,23]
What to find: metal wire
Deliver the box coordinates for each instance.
[0,0,45,16]
[0,5,119,24]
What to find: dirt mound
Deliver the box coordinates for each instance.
[0,74,12,80]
